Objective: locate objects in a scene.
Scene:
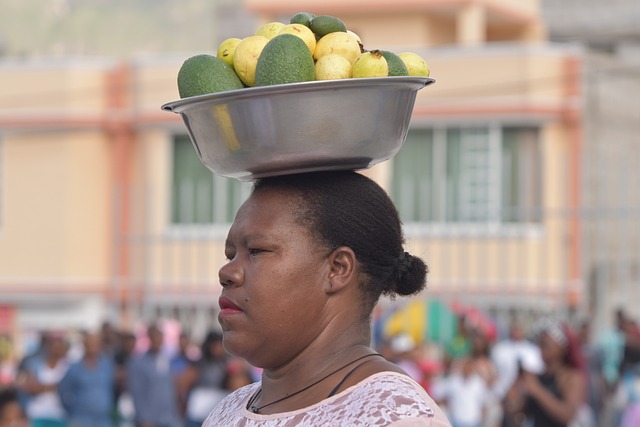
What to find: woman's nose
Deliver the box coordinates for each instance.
[219,258,243,288]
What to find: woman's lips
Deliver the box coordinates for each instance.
[218,296,243,316]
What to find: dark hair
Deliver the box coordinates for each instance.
[0,387,20,415]
[201,330,224,361]
[252,171,428,311]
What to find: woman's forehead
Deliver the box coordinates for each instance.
[229,189,305,236]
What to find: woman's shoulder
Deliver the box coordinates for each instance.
[557,365,586,389]
[328,371,450,425]
[203,372,451,427]
[202,381,261,425]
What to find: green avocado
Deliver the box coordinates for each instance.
[254,34,316,86]
[177,54,244,98]
[381,51,409,77]
[290,12,316,28]
[309,15,347,38]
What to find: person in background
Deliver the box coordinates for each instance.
[14,332,51,413]
[127,324,179,427]
[577,319,604,425]
[19,332,69,427]
[177,331,228,427]
[101,322,120,358]
[503,317,590,427]
[0,387,27,427]
[491,321,544,421]
[388,333,424,384]
[224,358,255,392]
[446,316,472,363]
[169,332,193,379]
[433,357,488,427]
[113,331,137,427]
[58,331,115,427]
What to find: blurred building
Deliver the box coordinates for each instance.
[0,0,614,353]
[541,0,640,335]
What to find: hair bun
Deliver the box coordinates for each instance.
[392,252,428,296]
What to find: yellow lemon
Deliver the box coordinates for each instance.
[314,31,362,63]
[397,52,430,77]
[315,54,352,80]
[216,38,241,67]
[255,22,286,40]
[352,50,388,78]
[233,35,269,86]
[347,30,363,50]
[277,23,317,55]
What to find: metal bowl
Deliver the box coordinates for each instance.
[161,76,434,181]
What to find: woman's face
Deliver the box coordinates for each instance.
[538,332,565,365]
[218,188,333,368]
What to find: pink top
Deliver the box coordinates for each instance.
[202,371,452,426]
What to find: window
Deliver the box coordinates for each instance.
[171,135,251,224]
[392,126,542,225]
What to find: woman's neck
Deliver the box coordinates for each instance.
[544,359,563,375]
[253,342,375,413]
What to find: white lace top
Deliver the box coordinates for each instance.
[202,371,451,426]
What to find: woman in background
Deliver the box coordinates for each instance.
[504,318,590,427]
[178,331,229,427]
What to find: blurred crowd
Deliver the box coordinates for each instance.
[0,322,255,427]
[0,307,639,427]
[379,308,640,427]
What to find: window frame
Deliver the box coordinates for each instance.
[394,123,544,238]
[166,134,251,237]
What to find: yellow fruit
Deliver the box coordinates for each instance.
[216,38,241,67]
[347,30,363,50]
[397,52,430,77]
[314,31,362,63]
[277,23,316,55]
[255,22,286,40]
[315,54,352,80]
[352,50,388,78]
[233,35,269,86]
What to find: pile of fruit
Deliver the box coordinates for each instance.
[177,12,430,98]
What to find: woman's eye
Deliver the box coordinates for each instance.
[248,248,265,255]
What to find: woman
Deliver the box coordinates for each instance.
[203,171,450,426]
[179,331,230,427]
[20,333,69,427]
[504,318,590,427]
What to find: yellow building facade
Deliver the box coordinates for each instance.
[0,0,583,348]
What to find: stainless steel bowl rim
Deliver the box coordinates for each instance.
[161,76,435,113]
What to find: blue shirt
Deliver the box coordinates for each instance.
[127,351,179,426]
[58,354,115,427]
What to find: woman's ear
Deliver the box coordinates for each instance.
[324,246,358,295]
